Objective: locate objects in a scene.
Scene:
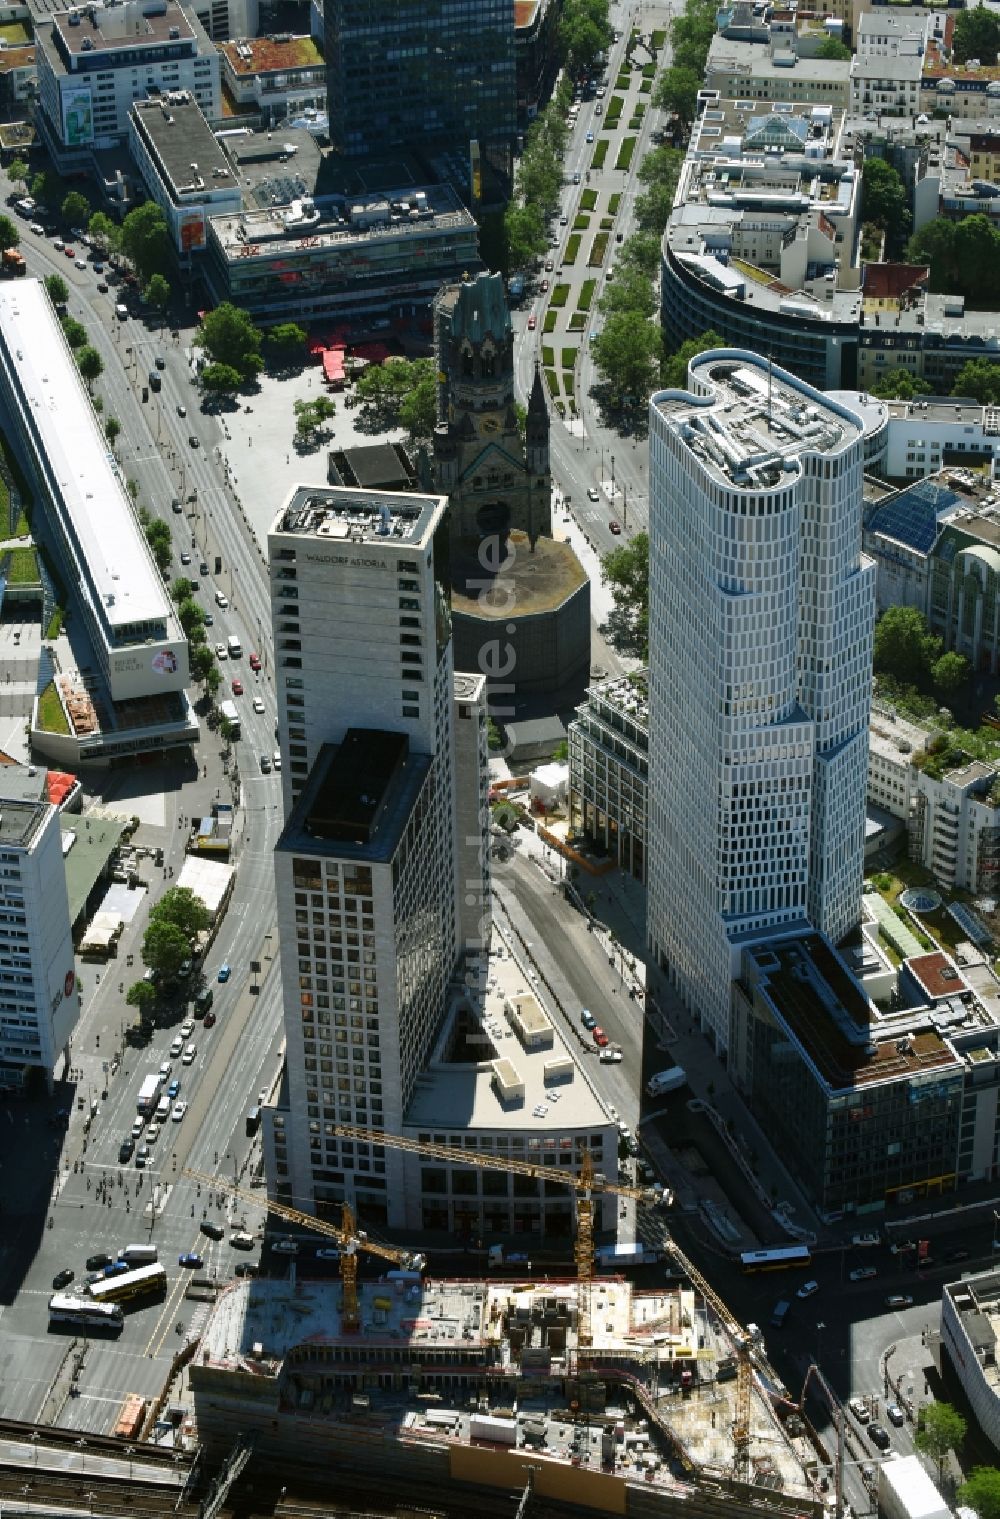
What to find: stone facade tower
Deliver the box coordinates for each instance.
[433,271,551,548]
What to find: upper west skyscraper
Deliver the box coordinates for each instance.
[646,351,876,1051]
[324,0,516,165]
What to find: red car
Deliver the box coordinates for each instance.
[249,652,261,671]
[609,520,622,534]
[203,1010,216,1028]
[231,677,244,695]
[527,314,537,330]
[63,246,75,258]
[592,1026,609,1047]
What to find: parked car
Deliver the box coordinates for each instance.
[272,1238,299,1255]
[885,1293,913,1309]
[249,652,261,671]
[182,1043,196,1064]
[848,1398,870,1425]
[592,1026,609,1047]
[580,1008,597,1029]
[797,1280,820,1300]
[599,1047,623,1064]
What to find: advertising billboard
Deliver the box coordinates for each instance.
[108,639,189,701]
[62,86,94,148]
[179,213,206,253]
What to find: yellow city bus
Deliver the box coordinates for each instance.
[88,1262,167,1305]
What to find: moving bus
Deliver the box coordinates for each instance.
[740,1245,812,1273]
[49,1294,124,1333]
[88,1262,167,1306]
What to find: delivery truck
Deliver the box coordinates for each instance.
[645,1065,687,1097]
[136,1073,161,1116]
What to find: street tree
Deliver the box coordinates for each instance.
[44,273,69,307]
[120,201,170,281]
[599,266,656,320]
[125,979,156,1012]
[661,329,725,389]
[652,65,701,125]
[873,605,941,684]
[954,213,1000,304]
[954,3,1000,64]
[61,190,90,228]
[195,303,263,381]
[560,8,609,73]
[265,322,307,363]
[915,1403,966,1483]
[958,1469,1000,1519]
[87,211,119,255]
[144,272,171,317]
[150,885,211,943]
[0,214,19,252]
[141,918,190,980]
[862,158,909,232]
[177,597,206,637]
[76,345,103,388]
[871,368,932,400]
[7,157,28,188]
[293,396,336,444]
[591,309,662,405]
[932,650,970,697]
[204,663,222,697]
[399,370,438,442]
[905,216,959,291]
[30,171,61,208]
[188,620,207,648]
[60,315,88,349]
[618,231,662,278]
[191,642,216,684]
[669,0,717,75]
[200,362,243,395]
[105,416,121,446]
[504,201,546,269]
[601,532,649,657]
[171,576,195,603]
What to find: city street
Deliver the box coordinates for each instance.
[513,0,675,558]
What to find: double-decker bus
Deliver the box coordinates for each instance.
[48,1294,124,1333]
[740,1245,812,1273]
[87,1262,167,1306]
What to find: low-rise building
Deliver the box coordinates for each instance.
[0,278,196,762]
[204,178,480,324]
[968,130,1000,181]
[0,764,76,1091]
[868,705,932,818]
[851,51,923,117]
[909,760,1000,894]
[733,931,972,1213]
[35,0,220,177]
[943,1269,1000,1450]
[218,35,326,126]
[704,34,852,109]
[129,95,241,261]
[0,43,36,113]
[568,673,649,882]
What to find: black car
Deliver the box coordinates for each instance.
[52,1267,75,1290]
[86,1252,113,1271]
[155,356,166,369]
[118,1138,134,1162]
[199,562,209,575]
[200,1219,225,1240]
[869,1424,891,1452]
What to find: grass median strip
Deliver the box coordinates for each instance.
[550,283,570,308]
[568,312,586,331]
[580,189,598,211]
[591,139,609,170]
[543,311,557,333]
[565,233,581,263]
[544,368,559,398]
[615,136,637,171]
[589,231,610,267]
[577,278,597,311]
[542,345,555,368]
[608,192,622,214]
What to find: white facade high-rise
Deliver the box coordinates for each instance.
[646,351,876,1050]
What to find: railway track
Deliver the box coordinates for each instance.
[0,1466,200,1518]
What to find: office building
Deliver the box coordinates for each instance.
[943,1269,1000,1452]
[217,35,326,126]
[266,486,460,1224]
[0,765,76,1090]
[129,96,241,262]
[34,0,220,177]
[568,673,649,882]
[323,0,516,169]
[0,279,197,764]
[647,351,876,1050]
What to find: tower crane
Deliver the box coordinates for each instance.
[331,1121,665,1350]
[183,1167,423,1334]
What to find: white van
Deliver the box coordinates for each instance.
[154,1095,171,1122]
[227,634,242,658]
[118,1243,159,1266]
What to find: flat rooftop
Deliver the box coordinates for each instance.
[273,484,444,550]
[868,706,932,763]
[0,280,169,633]
[886,398,998,427]
[209,180,474,260]
[51,0,195,57]
[653,353,861,491]
[906,951,968,1001]
[0,797,47,849]
[278,739,431,865]
[219,33,322,76]
[131,95,234,200]
[945,1270,1000,1401]
[746,933,961,1092]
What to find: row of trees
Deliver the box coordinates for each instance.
[906,213,1000,307]
[41,273,104,388]
[559,0,612,77]
[505,78,575,269]
[126,887,211,1001]
[193,303,307,390]
[870,358,1000,404]
[651,0,716,126]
